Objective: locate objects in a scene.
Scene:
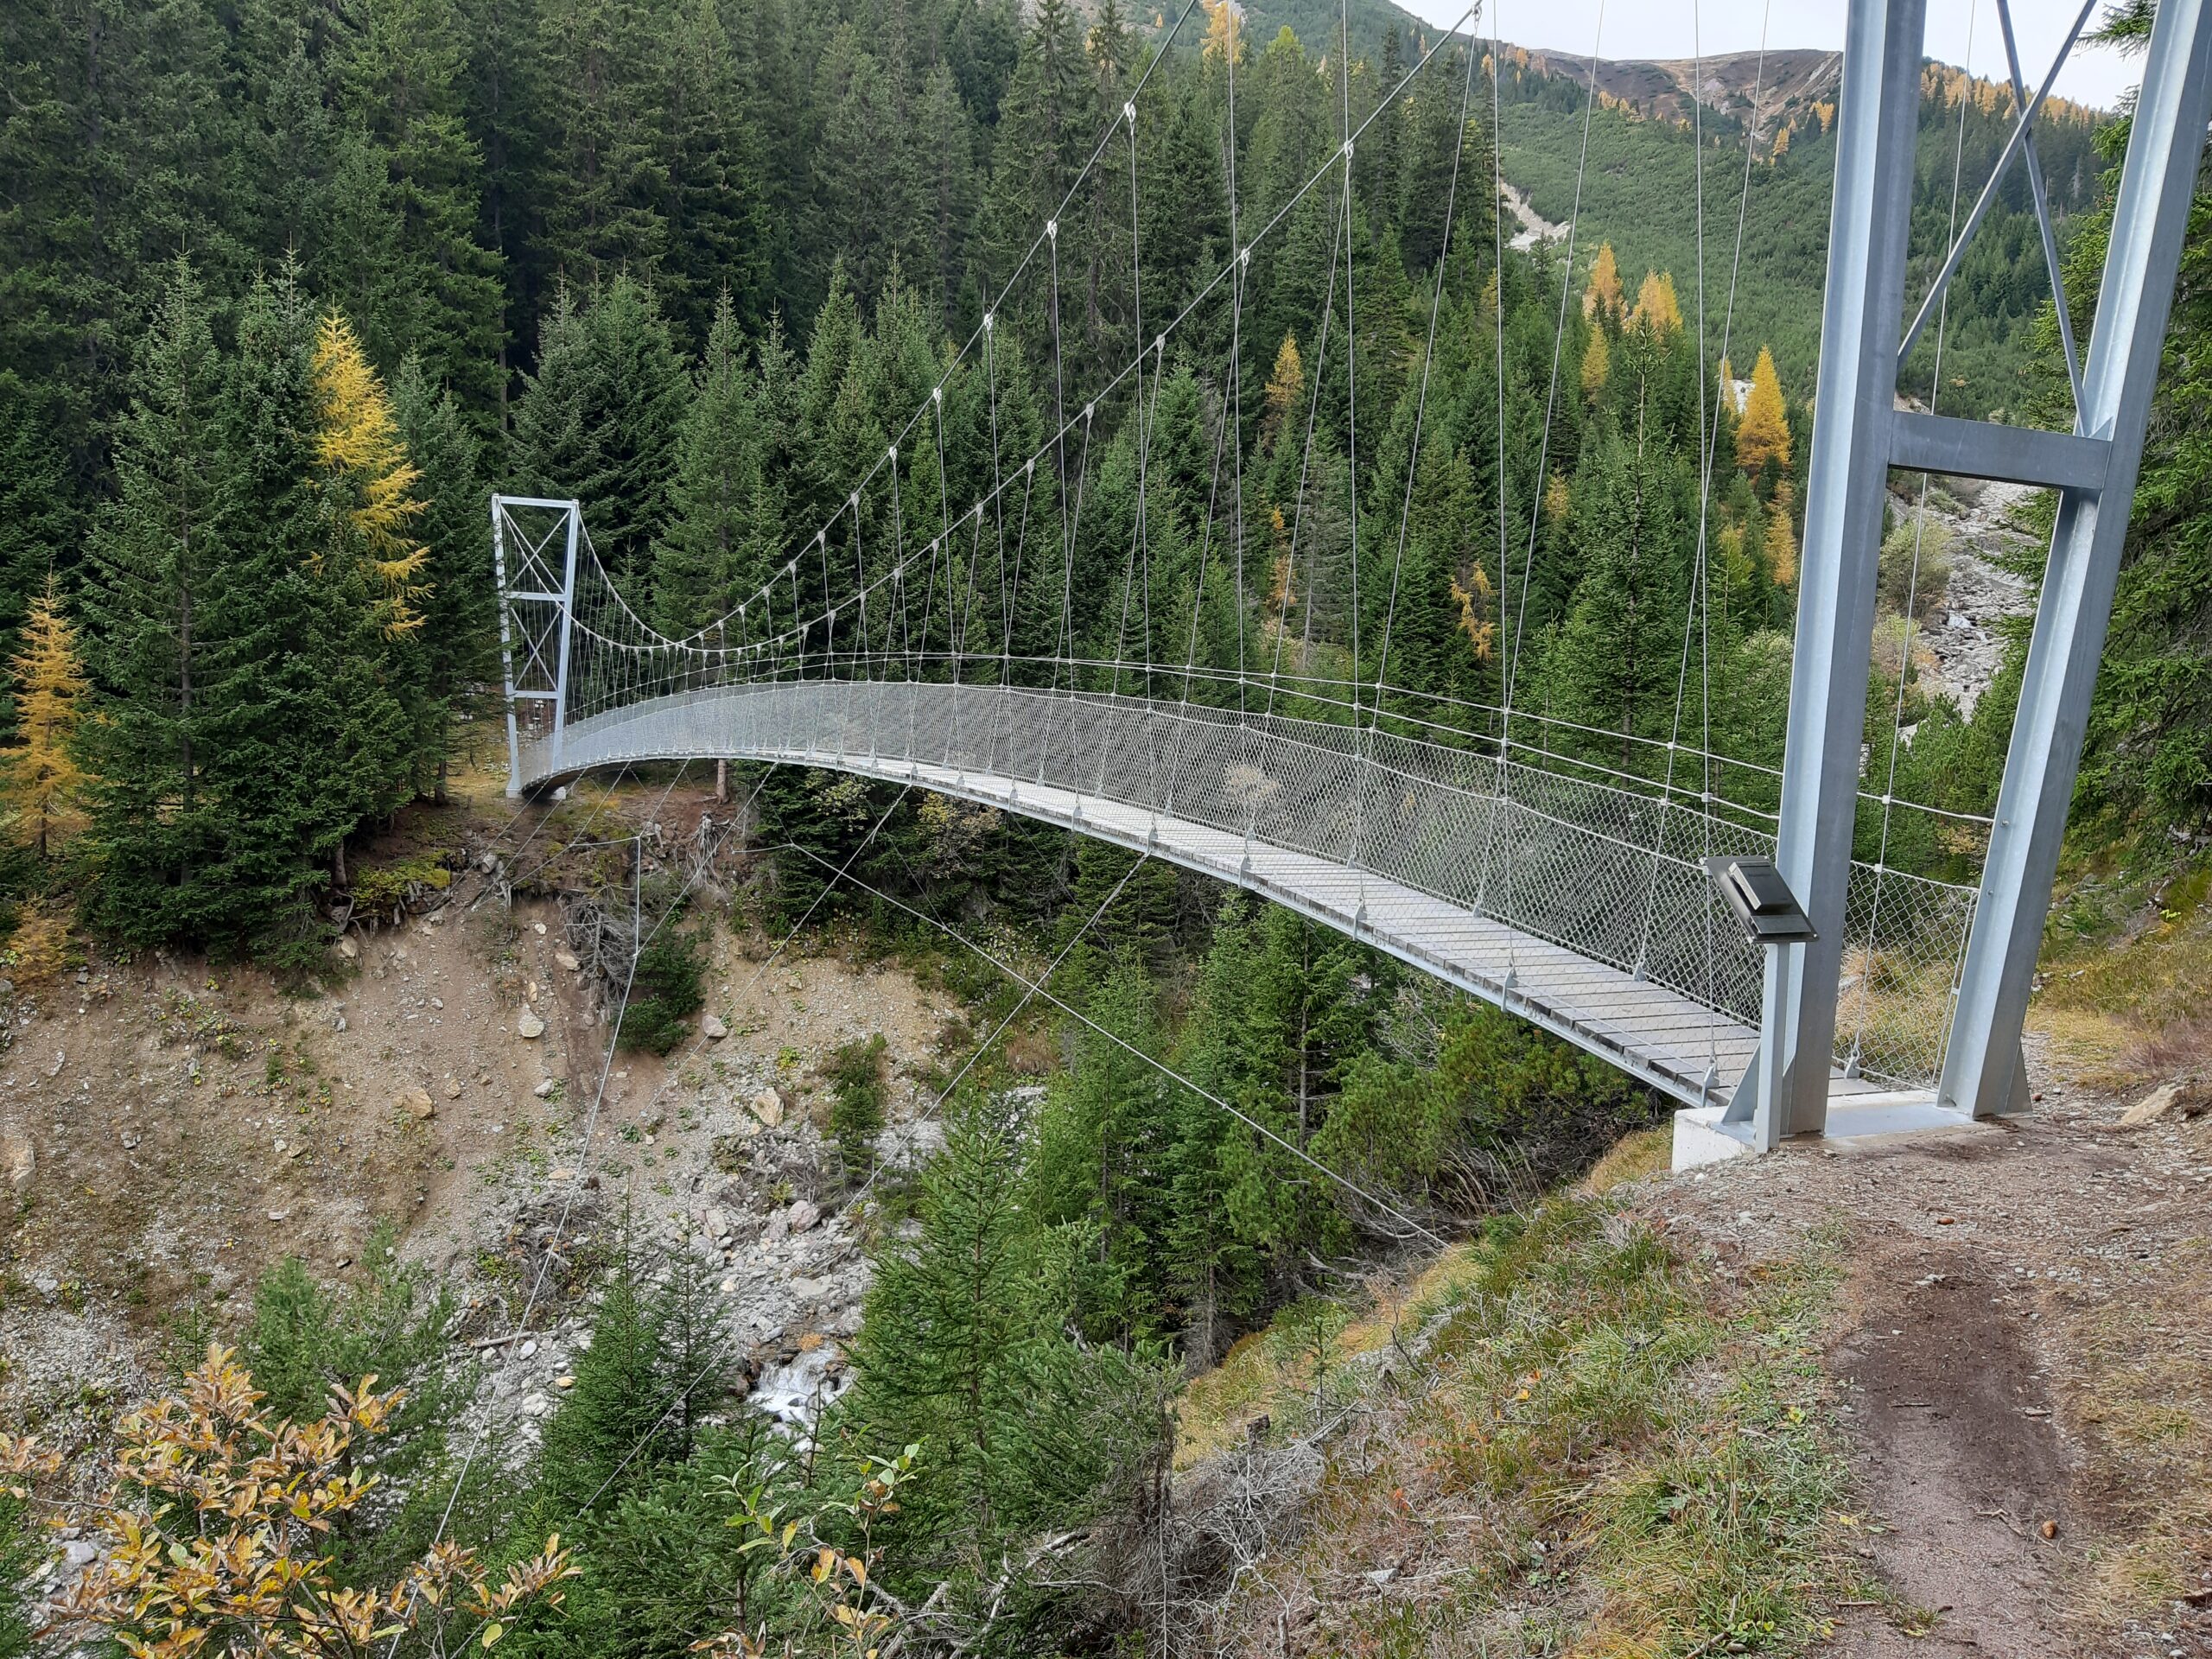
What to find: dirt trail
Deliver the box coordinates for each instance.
[1659,1052,2212,1656]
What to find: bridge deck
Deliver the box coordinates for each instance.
[519,682,1938,1109]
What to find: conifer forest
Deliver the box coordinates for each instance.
[4,0,2212,1651]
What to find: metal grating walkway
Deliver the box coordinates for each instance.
[518,682,1936,1108]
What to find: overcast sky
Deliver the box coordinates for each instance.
[1392,0,2139,111]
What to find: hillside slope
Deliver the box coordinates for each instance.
[1490,46,2106,417]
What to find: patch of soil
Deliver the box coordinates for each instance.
[0,786,961,1448]
[1827,1241,2071,1656]
[1655,1050,2212,1658]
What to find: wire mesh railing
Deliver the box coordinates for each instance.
[517,676,1977,1091]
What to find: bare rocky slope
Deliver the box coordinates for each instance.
[4,773,2208,1656]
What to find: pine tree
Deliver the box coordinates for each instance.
[3,575,88,859]
[391,355,490,799]
[78,261,232,948]
[1735,345,1792,476]
[332,0,508,414]
[653,294,769,637]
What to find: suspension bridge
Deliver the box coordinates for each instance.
[494,0,2212,1161]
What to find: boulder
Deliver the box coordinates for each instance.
[701,1013,729,1040]
[3,1138,33,1195]
[749,1089,785,1128]
[555,949,581,972]
[398,1088,435,1121]
[533,1077,556,1098]
[518,1009,546,1039]
[442,1079,464,1100]
[337,937,359,961]
[785,1199,822,1235]
[2120,1079,2210,1126]
[2120,1082,2184,1127]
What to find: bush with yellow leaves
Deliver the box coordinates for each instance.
[4,1347,574,1659]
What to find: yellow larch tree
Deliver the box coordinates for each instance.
[1261,332,1305,452]
[1629,270,1682,336]
[1765,481,1799,586]
[1202,0,1243,64]
[311,313,430,634]
[1582,242,1623,324]
[1450,562,1497,661]
[1580,326,1611,402]
[1735,345,1793,475]
[3,574,89,859]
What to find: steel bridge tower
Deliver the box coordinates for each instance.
[1744,0,2212,1148]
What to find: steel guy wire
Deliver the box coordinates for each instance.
[1850,0,1980,1073]
[580,13,1480,677]
[1480,0,1606,928]
[774,842,1449,1248]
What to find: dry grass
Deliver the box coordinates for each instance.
[1578,1126,1672,1196]
[2065,1234,2212,1628]
[1184,1197,1862,1656]
[1173,1243,1490,1471]
[2031,861,2212,1086]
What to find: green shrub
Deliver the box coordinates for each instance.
[0,1487,30,1659]
[823,1033,888,1175]
[621,925,707,1055]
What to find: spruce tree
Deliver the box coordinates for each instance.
[333,0,509,414]
[1545,423,1691,766]
[207,273,411,947]
[392,354,491,799]
[660,0,772,347]
[536,0,671,287]
[1026,950,1176,1338]
[78,261,233,948]
[509,276,688,581]
[653,294,770,637]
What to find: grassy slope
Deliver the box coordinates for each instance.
[1177,1130,1873,1654]
[1495,64,2105,420]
